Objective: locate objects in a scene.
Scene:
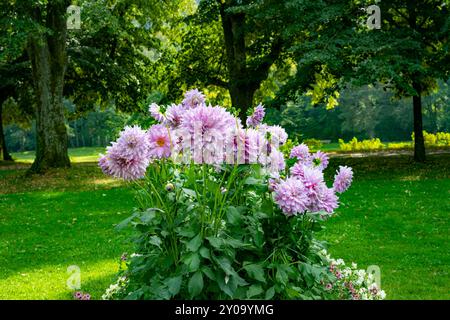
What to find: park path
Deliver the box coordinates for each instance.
[327,149,450,158]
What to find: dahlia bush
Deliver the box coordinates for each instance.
[100,90,385,300]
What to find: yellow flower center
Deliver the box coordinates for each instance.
[156,137,166,147]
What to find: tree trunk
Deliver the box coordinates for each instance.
[28,2,70,173]
[412,82,426,162]
[229,85,256,124]
[220,7,259,123]
[0,103,13,161]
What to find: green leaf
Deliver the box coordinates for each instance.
[183,252,200,272]
[244,177,262,185]
[187,233,202,252]
[243,263,266,283]
[214,256,234,275]
[206,236,223,249]
[226,206,242,225]
[115,213,137,231]
[276,265,289,285]
[167,276,182,296]
[247,284,263,298]
[253,229,264,248]
[149,235,162,249]
[188,271,204,298]
[265,286,275,299]
[199,247,211,260]
[183,188,197,197]
[140,208,162,224]
[201,266,215,281]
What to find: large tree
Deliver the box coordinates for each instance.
[361,0,450,162]
[0,57,33,161]
[162,0,298,122]
[1,0,184,172]
[276,0,449,162]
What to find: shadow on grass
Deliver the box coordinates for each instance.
[0,187,135,279]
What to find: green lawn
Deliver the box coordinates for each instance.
[0,151,449,300]
[11,147,105,163]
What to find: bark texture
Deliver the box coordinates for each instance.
[28,1,71,172]
[0,102,13,161]
[219,3,281,123]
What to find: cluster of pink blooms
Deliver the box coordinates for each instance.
[99,89,353,217]
[73,291,91,300]
[99,89,290,179]
[273,143,353,216]
[321,250,386,300]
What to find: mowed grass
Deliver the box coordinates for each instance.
[11,147,105,164]
[0,150,449,299]
[0,164,134,300]
[322,154,450,300]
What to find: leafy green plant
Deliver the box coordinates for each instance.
[99,91,384,300]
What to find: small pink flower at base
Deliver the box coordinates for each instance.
[274,177,308,216]
[290,143,311,163]
[74,291,83,300]
[182,89,205,108]
[82,293,91,300]
[147,124,172,159]
[333,165,353,193]
[325,283,333,291]
[311,151,329,170]
[246,103,265,127]
[149,103,166,123]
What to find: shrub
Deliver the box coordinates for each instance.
[338,137,385,151]
[386,142,413,149]
[99,90,385,300]
[302,138,323,151]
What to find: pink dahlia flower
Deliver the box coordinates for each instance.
[165,103,185,128]
[266,125,288,146]
[246,103,265,127]
[99,144,149,180]
[333,165,353,193]
[290,162,307,178]
[149,103,166,123]
[315,186,339,213]
[182,89,205,108]
[147,124,172,159]
[311,151,329,170]
[274,177,308,216]
[115,125,149,159]
[290,144,311,163]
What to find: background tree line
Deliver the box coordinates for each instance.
[1,0,449,171]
